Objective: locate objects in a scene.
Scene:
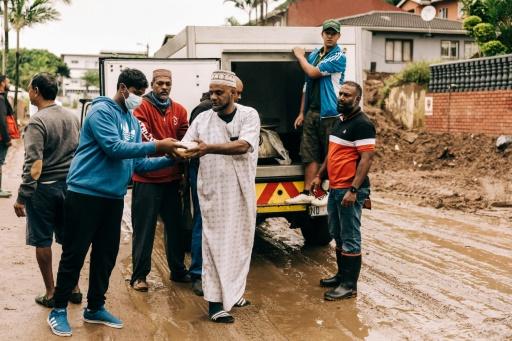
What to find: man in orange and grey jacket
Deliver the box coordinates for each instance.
[130,69,190,291]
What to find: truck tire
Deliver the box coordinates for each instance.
[300,215,332,246]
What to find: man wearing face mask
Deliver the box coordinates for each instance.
[130,69,190,292]
[311,81,375,301]
[47,68,189,337]
[182,71,259,323]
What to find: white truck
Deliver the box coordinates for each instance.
[86,25,365,246]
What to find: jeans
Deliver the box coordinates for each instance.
[188,160,202,280]
[54,191,123,310]
[327,187,370,254]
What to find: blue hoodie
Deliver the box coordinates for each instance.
[67,96,173,199]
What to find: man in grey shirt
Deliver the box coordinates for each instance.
[13,73,82,308]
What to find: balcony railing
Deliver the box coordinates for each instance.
[429,54,512,92]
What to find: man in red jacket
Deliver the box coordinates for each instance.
[130,69,190,291]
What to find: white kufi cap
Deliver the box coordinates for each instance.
[210,70,237,88]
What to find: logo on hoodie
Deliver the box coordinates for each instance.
[122,122,135,142]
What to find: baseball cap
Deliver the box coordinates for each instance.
[322,19,340,33]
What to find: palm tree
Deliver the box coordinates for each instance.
[9,0,70,114]
[2,0,8,74]
[224,0,255,24]
[81,69,98,98]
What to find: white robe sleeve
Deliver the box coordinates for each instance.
[182,117,199,142]
[238,108,260,153]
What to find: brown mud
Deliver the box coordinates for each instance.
[363,80,512,213]
[1,140,511,340]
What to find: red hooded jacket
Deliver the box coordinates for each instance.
[132,94,188,183]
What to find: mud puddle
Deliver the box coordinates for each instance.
[117,193,511,340]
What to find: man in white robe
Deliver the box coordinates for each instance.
[182,70,260,323]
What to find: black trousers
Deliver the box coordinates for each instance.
[54,191,124,310]
[130,181,186,284]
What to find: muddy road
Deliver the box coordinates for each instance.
[1,141,511,340]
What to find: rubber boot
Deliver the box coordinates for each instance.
[320,250,343,287]
[324,254,361,301]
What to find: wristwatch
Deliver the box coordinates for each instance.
[349,186,358,193]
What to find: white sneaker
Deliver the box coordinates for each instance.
[311,193,329,206]
[285,193,314,204]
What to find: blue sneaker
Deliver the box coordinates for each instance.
[83,306,123,329]
[47,308,72,337]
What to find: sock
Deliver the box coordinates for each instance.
[208,301,223,316]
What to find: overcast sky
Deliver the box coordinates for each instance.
[7,0,282,56]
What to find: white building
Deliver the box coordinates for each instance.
[61,51,147,101]
[61,54,101,99]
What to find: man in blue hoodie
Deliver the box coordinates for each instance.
[47,68,187,337]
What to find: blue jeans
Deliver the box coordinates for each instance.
[327,187,370,254]
[189,161,202,279]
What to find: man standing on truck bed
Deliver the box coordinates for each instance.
[130,69,190,292]
[46,68,189,337]
[286,19,346,206]
[182,70,259,323]
[311,81,375,301]
[188,77,244,297]
[13,73,83,309]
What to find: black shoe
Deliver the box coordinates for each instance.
[192,279,204,296]
[69,291,83,304]
[320,274,341,287]
[324,284,357,300]
[320,250,343,287]
[171,272,192,283]
[324,254,361,301]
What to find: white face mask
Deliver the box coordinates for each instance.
[124,91,142,113]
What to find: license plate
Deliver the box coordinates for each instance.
[308,205,327,217]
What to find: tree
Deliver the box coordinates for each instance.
[9,0,71,115]
[0,48,69,88]
[81,69,99,98]
[2,0,8,74]
[224,0,254,24]
[461,0,512,56]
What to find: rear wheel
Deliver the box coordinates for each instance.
[299,215,332,246]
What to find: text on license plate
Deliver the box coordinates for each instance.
[308,205,328,217]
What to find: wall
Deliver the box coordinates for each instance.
[425,90,512,134]
[386,84,426,129]
[286,0,401,27]
[370,32,473,73]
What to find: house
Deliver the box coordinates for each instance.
[263,0,402,27]
[396,0,463,21]
[337,11,475,73]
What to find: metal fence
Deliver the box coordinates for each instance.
[429,54,512,92]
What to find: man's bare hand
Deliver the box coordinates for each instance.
[294,112,304,129]
[14,201,26,217]
[155,138,187,156]
[191,139,209,158]
[310,176,322,192]
[293,47,305,59]
[342,191,357,207]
